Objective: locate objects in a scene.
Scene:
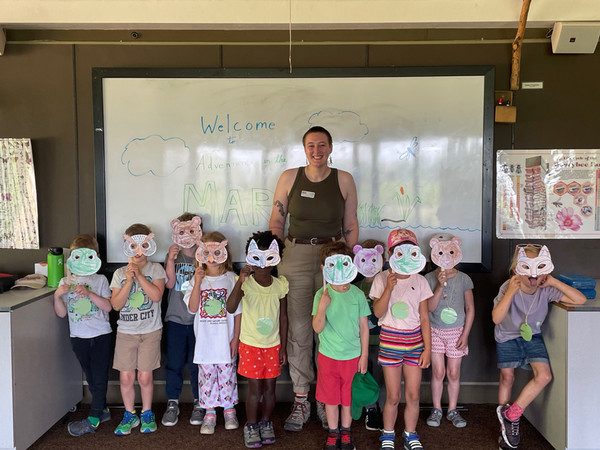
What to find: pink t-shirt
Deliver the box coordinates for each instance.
[370,270,433,330]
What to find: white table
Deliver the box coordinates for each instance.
[515,285,600,450]
[0,288,82,450]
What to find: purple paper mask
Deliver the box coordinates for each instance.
[353,244,384,278]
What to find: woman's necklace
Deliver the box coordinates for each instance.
[518,289,540,341]
[440,275,458,325]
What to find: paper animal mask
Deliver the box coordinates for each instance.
[171,216,202,248]
[429,234,463,270]
[67,248,102,276]
[323,254,358,285]
[389,244,426,275]
[122,233,157,257]
[515,245,554,278]
[353,244,384,278]
[245,239,281,268]
[196,240,228,264]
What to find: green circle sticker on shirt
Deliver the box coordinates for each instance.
[256,317,274,335]
[128,291,145,309]
[440,307,458,325]
[520,323,533,341]
[180,280,190,294]
[391,301,410,320]
[204,299,222,316]
[74,298,92,316]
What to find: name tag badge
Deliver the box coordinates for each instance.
[301,190,315,199]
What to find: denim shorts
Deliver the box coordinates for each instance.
[496,333,549,370]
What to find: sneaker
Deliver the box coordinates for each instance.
[340,429,356,450]
[365,406,383,431]
[140,410,157,433]
[67,418,97,436]
[190,400,205,426]
[161,400,179,426]
[323,430,340,450]
[426,408,442,427]
[283,399,311,431]
[259,420,276,445]
[225,408,239,430]
[316,400,329,429]
[100,408,111,424]
[403,431,423,450]
[114,411,140,435]
[447,409,467,428]
[497,405,520,449]
[244,423,263,448]
[380,432,395,450]
[201,412,216,435]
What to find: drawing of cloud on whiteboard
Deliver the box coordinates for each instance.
[307,110,369,142]
[121,135,190,177]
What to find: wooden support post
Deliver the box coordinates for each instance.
[511,0,532,91]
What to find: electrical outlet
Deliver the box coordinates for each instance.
[522,81,544,89]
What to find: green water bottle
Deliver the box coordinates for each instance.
[47,247,64,288]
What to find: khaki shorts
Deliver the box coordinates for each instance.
[113,328,162,372]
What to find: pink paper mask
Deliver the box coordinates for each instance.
[515,245,554,278]
[195,240,228,264]
[429,234,463,270]
[122,233,157,257]
[353,244,384,278]
[171,216,202,248]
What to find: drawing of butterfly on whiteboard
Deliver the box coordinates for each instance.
[398,136,420,160]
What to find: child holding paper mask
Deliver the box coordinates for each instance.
[371,228,432,450]
[493,244,585,449]
[425,233,474,429]
[183,231,241,436]
[313,241,370,450]
[227,230,288,448]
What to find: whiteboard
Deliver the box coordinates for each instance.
[93,68,494,270]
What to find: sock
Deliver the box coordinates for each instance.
[340,426,351,432]
[103,407,110,413]
[205,409,216,415]
[168,399,179,404]
[404,430,416,436]
[328,428,340,433]
[88,416,100,427]
[129,409,137,415]
[295,394,308,403]
[505,403,524,422]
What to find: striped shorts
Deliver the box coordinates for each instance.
[378,325,424,367]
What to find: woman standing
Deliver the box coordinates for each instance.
[269,126,359,432]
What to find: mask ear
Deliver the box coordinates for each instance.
[429,238,440,249]
[353,245,363,255]
[192,216,202,226]
[375,245,384,255]
[170,219,180,229]
[268,239,279,252]
[248,239,258,251]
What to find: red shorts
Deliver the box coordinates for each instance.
[315,352,359,407]
[237,341,281,379]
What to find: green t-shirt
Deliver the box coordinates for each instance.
[312,284,370,360]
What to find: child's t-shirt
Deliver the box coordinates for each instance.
[312,284,370,361]
[57,273,112,338]
[110,261,167,335]
[164,252,195,326]
[355,278,380,345]
[425,270,473,329]
[182,271,241,364]
[493,280,562,343]
[370,270,433,331]
[240,275,288,349]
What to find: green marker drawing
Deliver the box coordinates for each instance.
[204,299,223,316]
[391,301,410,320]
[74,298,92,316]
[256,317,274,335]
[128,291,144,309]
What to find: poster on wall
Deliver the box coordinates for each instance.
[0,138,39,249]
[497,149,600,239]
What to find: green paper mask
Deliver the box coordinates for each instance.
[67,248,102,276]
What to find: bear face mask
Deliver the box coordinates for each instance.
[429,234,463,270]
[389,244,426,275]
[353,244,384,278]
[323,254,358,285]
[245,239,281,268]
[171,216,202,248]
[122,233,157,257]
[195,240,228,264]
[67,248,102,276]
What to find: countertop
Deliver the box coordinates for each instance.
[0,287,55,311]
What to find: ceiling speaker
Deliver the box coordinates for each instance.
[551,22,600,54]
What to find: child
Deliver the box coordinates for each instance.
[227,231,288,448]
[353,239,387,431]
[371,229,432,450]
[313,241,370,450]
[183,231,242,435]
[425,234,474,428]
[162,213,205,427]
[53,234,112,436]
[493,244,585,449]
[110,223,167,435]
